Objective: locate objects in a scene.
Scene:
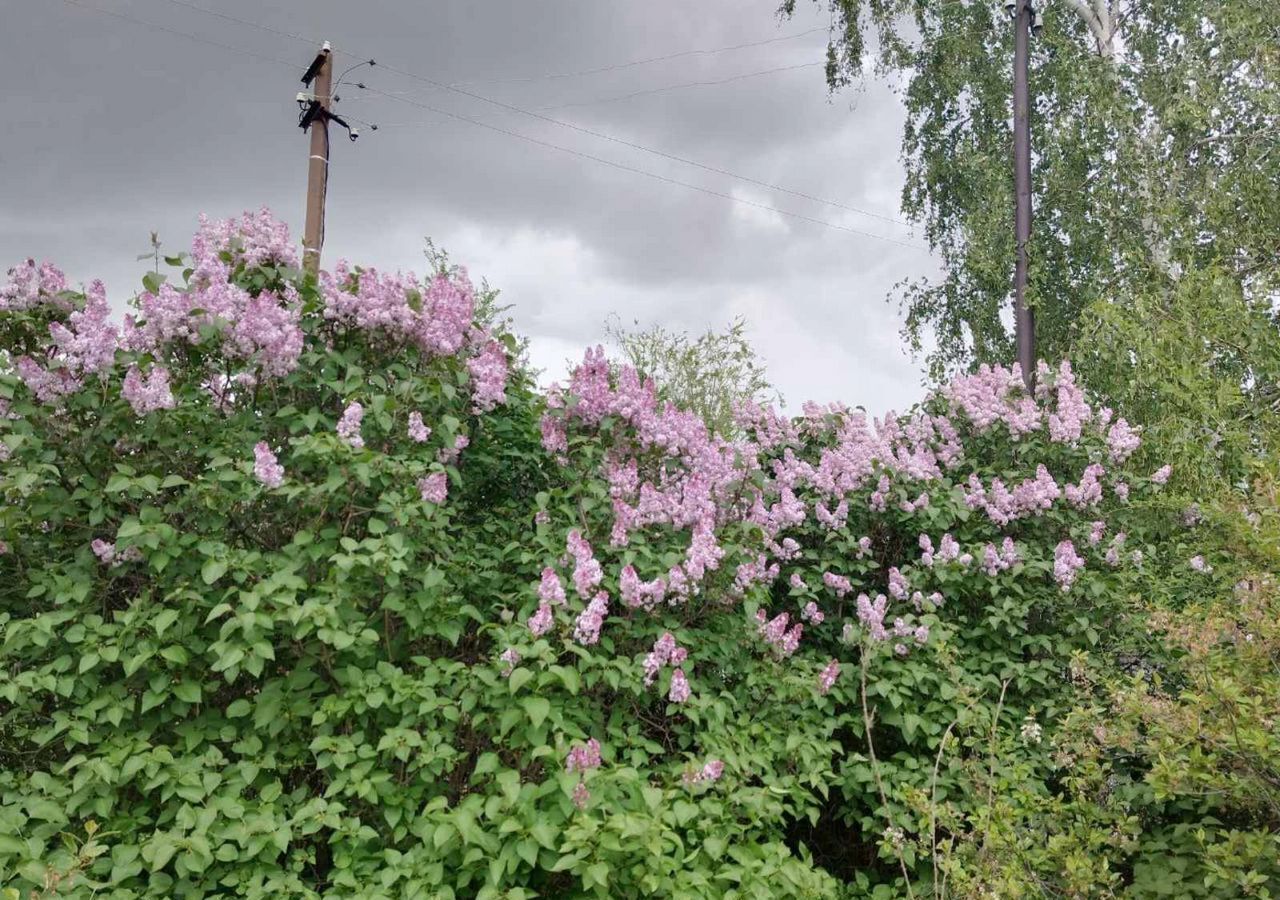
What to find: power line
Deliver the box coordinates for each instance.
[358,85,928,249]
[60,0,299,71]
[534,62,824,111]
[365,62,916,229]
[452,26,829,85]
[59,0,926,246]
[140,0,915,229]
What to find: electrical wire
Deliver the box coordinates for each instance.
[534,62,824,111]
[60,0,927,244]
[139,0,915,229]
[358,85,928,249]
[451,26,829,85]
[60,0,300,72]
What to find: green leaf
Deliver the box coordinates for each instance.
[201,558,228,585]
[521,697,550,729]
[508,667,533,695]
[172,680,201,704]
[153,608,179,636]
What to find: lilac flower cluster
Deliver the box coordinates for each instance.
[1053,540,1085,591]
[407,411,431,443]
[337,402,365,449]
[817,659,840,695]
[573,592,609,646]
[418,472,448,505]
[756,610,803,657]
[643,632,687,686]
[566,738,603,774]
[684,759,724,785]
[253,442,284,488]
[121,366,176,416]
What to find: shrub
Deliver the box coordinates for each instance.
[0,212,1188,898]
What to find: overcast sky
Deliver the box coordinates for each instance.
[3,0,941,414]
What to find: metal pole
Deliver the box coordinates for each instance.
[302,44,332,275]
[1013,1,1036,390]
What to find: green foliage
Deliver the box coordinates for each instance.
[604,315,777,435]
[783,0,1280,494]
[0,235,1267,899]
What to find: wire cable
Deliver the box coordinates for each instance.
[64,0,925,243]
[137,0,315,48]
[451,26,829,85]
[534,62,824,111]
[140,0,915,229]
[60,0,300,72]
[358,85,928,250]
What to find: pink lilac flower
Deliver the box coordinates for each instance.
[1088,521,1106,546]
[565,531,603,599]
[573,592,609,646]
[801,601,824,624]
[47,280,117,377]
[823,572,852,597]
[1065,464,1105,509]
[1104,532,1127,567]
[644,632,683,686]
[540,413,568,454]
[253,441,284,488]
[668,669,691,703]
[337,402,365,449]
[230,290,304,376]
[789,573,808,591]
[1151,465,1172,485]
[438,434,469,465]
[15,356,81,404]
[1047,361,1091,444]
[498,648,521,676]
[538,567,567,605]
[856,593,889,642]
[1,259,68,311]
[856,536,872,557]
[566,738,602,774]
[919,534,935,566]
[1053,540,1085,592]
[1189,555,1213,574]
[620,564,666,609]
[418,471,448,504]
[1114,482,1130,501]
[937,534,961,564]
[818,659,840,695]
[1106,418,1142,463]
[121,366,176,415]
[466,339,509,412]
[888,567,909,600]
[534,509,550,525]
[572,781,591,809]
[894,643,909,657]
[407,412,431,443]
[91,539,115,564]
[981,544,1004,577]
[527,602,554,637]
[913,625,929,644]
[815,500,849,529]
[695,759,724,783]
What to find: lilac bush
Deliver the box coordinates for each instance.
[0,210,1176,897]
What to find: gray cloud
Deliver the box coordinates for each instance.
[2,0,936,413]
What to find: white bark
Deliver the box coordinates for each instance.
[1060,0,1118,59]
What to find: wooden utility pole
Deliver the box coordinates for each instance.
[301,42,333,275]
[1012,0,1036,390]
